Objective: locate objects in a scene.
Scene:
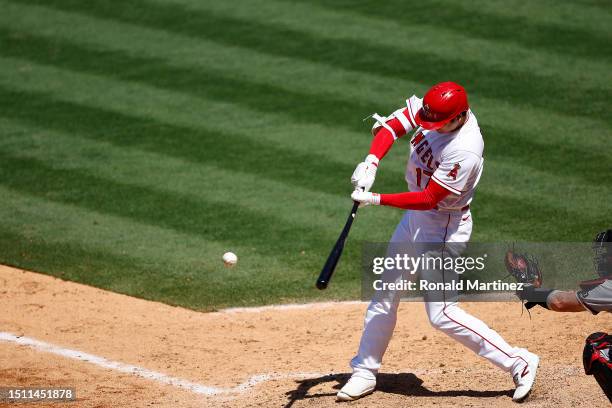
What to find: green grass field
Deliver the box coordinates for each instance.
[0,0,610,310]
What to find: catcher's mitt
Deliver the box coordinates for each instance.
[504,250,542,288]
[505,249,550,310]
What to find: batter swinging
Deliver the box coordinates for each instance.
[341,82,539,402]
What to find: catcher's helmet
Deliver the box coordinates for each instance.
[593,229,612,278]
[415,81,469,130]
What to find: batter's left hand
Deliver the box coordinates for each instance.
[351,190,381,207]
[351,154,379,192]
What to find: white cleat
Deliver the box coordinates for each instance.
[512,352,539,402]
[337,373,376,401]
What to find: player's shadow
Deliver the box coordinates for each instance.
[283,373,512,407]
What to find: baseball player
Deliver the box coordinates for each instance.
[340,82,539,402]
[508,230,612,401]
[517,230,612,314]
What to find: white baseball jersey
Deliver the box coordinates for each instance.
[373,96,484,211]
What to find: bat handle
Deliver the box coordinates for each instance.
[351,200,360,213]
[350,187,362,215]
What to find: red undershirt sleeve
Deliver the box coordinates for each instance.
[379,179,452,210]
[368,117,408,160]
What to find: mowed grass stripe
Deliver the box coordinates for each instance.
[0,152,336,257]
[2,116,605,241]
[0,76,606,224]
[0,227,356,309]
[0,29,374,135]
[294,0,612,63]
[475,168,607,240]
[2,102,606,237]
[0,77,601,243]
[148,0,612,90]
[0,146,369,295]
[0,0,413,111]
[0,0,608,150]
[0,9,608,207]
[424,0,612,31]
[0,55,387,189]
[0,220,332,310]
[0,117,400,236]
[0,95,600,243]
[0,52,374,160]
[0,55,607,239]
[7,27,605,164]
[0,184,349,309]
[0,32,606,190]
[0,187,279,279]
[0,84,368,198]
[8,0,610,125]
[0,49,607,226]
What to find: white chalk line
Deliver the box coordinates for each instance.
[0,332,325,396]
[0,331,584,401]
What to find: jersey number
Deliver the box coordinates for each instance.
[415,168,433,188]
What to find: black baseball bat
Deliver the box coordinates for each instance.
[316,200,360,290]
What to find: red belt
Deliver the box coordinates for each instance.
[433,204,470,212]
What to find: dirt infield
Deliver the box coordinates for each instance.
[0,265,609,407]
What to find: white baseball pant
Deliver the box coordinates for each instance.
[350,209,530,379]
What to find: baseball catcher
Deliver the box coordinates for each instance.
[505,231,612,313]
[505,230,612,401]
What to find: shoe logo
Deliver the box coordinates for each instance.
[521,368,530,378]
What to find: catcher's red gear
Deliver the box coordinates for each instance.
[583,332,612,402]
[415,81,469,130]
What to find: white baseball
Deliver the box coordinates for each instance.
[222,252,238,267]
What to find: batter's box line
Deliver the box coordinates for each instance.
[0,332,325,396]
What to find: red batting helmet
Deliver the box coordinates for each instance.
[415,81,469,130]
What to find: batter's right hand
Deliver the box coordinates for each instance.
[351,154,379,192]
[351,189,381,207]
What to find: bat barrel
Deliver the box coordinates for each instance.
[315,201,359,290]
